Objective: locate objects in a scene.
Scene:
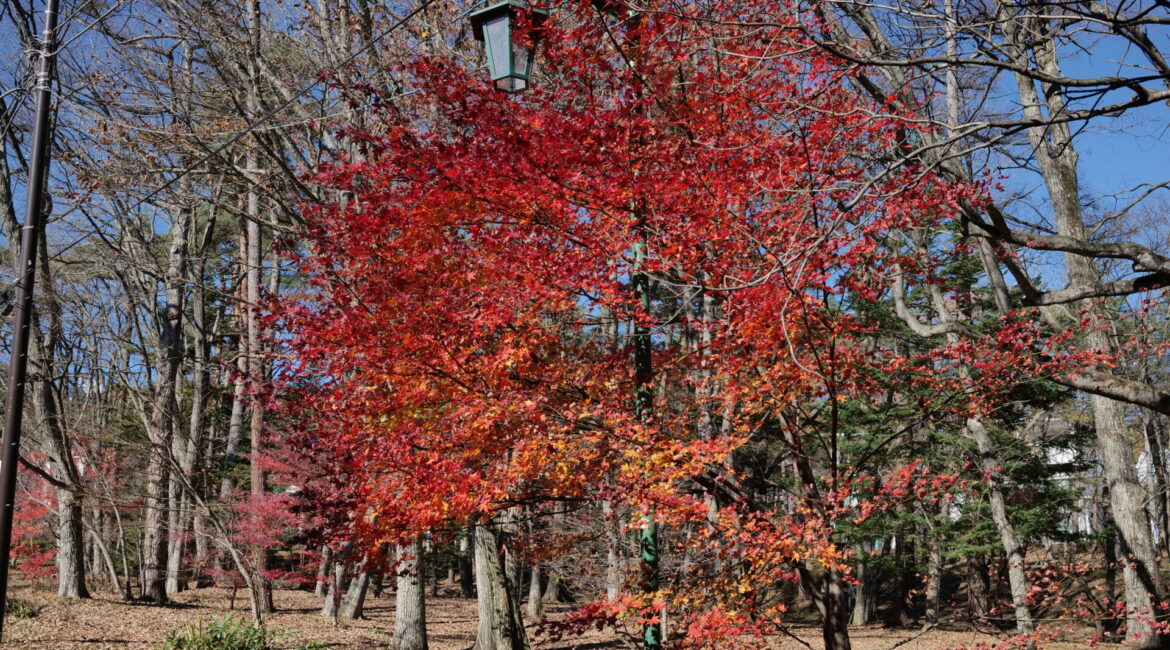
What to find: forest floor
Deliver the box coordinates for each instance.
[0,578,1096,649]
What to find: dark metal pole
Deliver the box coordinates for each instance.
[0,0,60,637]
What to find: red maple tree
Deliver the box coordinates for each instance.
[274,1,1093,647]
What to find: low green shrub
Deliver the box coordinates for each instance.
[159,615,273,650]
[4,596,40,620]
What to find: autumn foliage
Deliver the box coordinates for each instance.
[275,0,1097,645]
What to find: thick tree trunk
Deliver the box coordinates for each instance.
[526,564,542,620]
[824,569,852,650]
[802,565,852,650]
[1005,17,1163,644]
[603,500,620,601]
[321,544,350,621]
[1145,417,1170,562]
[1096,392,1161,645]
[316,544,333,598]
[394,539,428,650]
[541,572,561,604]
[503,508,521,608]
[341,567,370,620]
[966,554,990,626]
[56,489,89,598]
[850,544,875,626]
[141,445,170,600]
[473,522,528,650]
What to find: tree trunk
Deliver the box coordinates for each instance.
[56,489,89,598]
[916,259,1035,635]
[966,554,990,626]
[893,537,917,628]
[1004,17,1163,644]
[243,0,274,616]
[316,544,333,598]
[502,508,521,608]
[220,349,247,502]
[394,538,428,650]
[526,564,542,620]
[192,508,211,588]
[603,500,620,601]
[178,236,212,592]
[90,513,128,599]
[802,565,852,650]
[426,534,439,598]
[541,572,561,604]
[165,486,190,595]
[1146,416,1170,563]
[321,544,350,621]
[142,203,191,602]
[341,567,370,620]
[924,539,943,625]
[1097,393,1161,646]
[371,567,385,599]
[850,544,875,626]
[1103,496,1122,637]
[785,418,853,650]
[967,419,1035,635]
[540,508,563,604]
[474,521,528,650]
[824,569,851,650]
[459,527,475,598]
[31,247,89,600]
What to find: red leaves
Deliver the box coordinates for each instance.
[267,0,1084,643]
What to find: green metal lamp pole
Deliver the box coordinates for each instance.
[633,221,659,650]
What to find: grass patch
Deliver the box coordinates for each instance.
[5,596,40,620]
[158,614,320,650]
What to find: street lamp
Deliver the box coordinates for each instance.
[469,1,547,93]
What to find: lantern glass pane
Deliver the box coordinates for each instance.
[513,42,530,78]
[483,13,512,80]
[496,77,527,92]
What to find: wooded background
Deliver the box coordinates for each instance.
[3,1,1170,649]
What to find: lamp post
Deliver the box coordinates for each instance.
[466,3,661,648]
[0,0,60,638]
[469,0,547,93]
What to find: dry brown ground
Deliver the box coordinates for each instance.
[0,580,1095,649]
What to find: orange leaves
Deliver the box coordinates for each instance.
[271,0,1020,643]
